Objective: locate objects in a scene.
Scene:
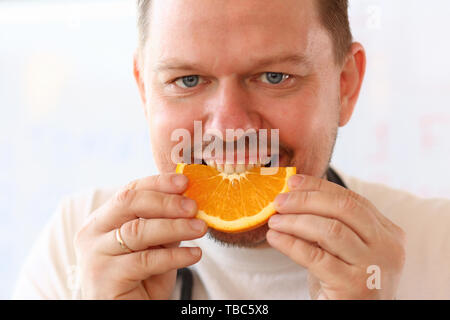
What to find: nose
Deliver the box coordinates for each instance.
[204,77,262,140]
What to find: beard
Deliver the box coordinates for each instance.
[207,125,339,248]
[207,224,270,248]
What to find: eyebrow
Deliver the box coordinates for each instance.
[154,54,310,73]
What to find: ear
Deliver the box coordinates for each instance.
[133,51,148,117]
[338,42,366,127]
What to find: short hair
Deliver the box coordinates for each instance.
[136,0,352,65]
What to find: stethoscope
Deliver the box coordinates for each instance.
[176,167,348,300]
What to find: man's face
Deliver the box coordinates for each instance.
[139,0,347,247]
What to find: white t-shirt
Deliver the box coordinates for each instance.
[11,168,450,299]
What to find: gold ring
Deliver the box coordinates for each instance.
[115,228,133,253]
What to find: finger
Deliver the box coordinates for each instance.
[117,246,202,281]
[100,218,207,255]
[288,174,391,227]
[288,174,347,194]
[307,273,326,300]
[288,174,377,213]
[163,242,181,249]
[274,190,379,243]
[266,230,355,287]
[87,173,192,232]
[93,189,198,232]
[268,214,368,265]
[128,173,190,194]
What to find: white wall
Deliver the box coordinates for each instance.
[334,1,450,198]
[0,0,449,299]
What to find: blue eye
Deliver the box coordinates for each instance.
[175,75,200,88]
[261,72,290,85]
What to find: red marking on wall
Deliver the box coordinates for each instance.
[420,114,450,151]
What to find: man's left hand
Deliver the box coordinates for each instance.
[266,174,406,300]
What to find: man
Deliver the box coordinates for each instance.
[13,0,450,300]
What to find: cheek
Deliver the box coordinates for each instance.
[265,88,337,151]
[149,107,180,140]
[148,88,204,135]
[148,102,198,171]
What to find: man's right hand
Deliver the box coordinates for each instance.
[74,173,207,299]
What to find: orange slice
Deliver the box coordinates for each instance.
[176,163,296,233]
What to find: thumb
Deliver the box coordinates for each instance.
[143,269,178,300]
[307,272,328,300]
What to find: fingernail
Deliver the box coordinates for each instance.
[189,219,205,232]
[172,174,188,188]
[289,175,304,189]
[275,193,289,208]
[269,215,281,227]
[181,198,197,214]
[189,247,201,257]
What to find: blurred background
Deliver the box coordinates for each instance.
[0,0,449,299]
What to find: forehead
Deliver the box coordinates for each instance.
[146,0,327,73]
